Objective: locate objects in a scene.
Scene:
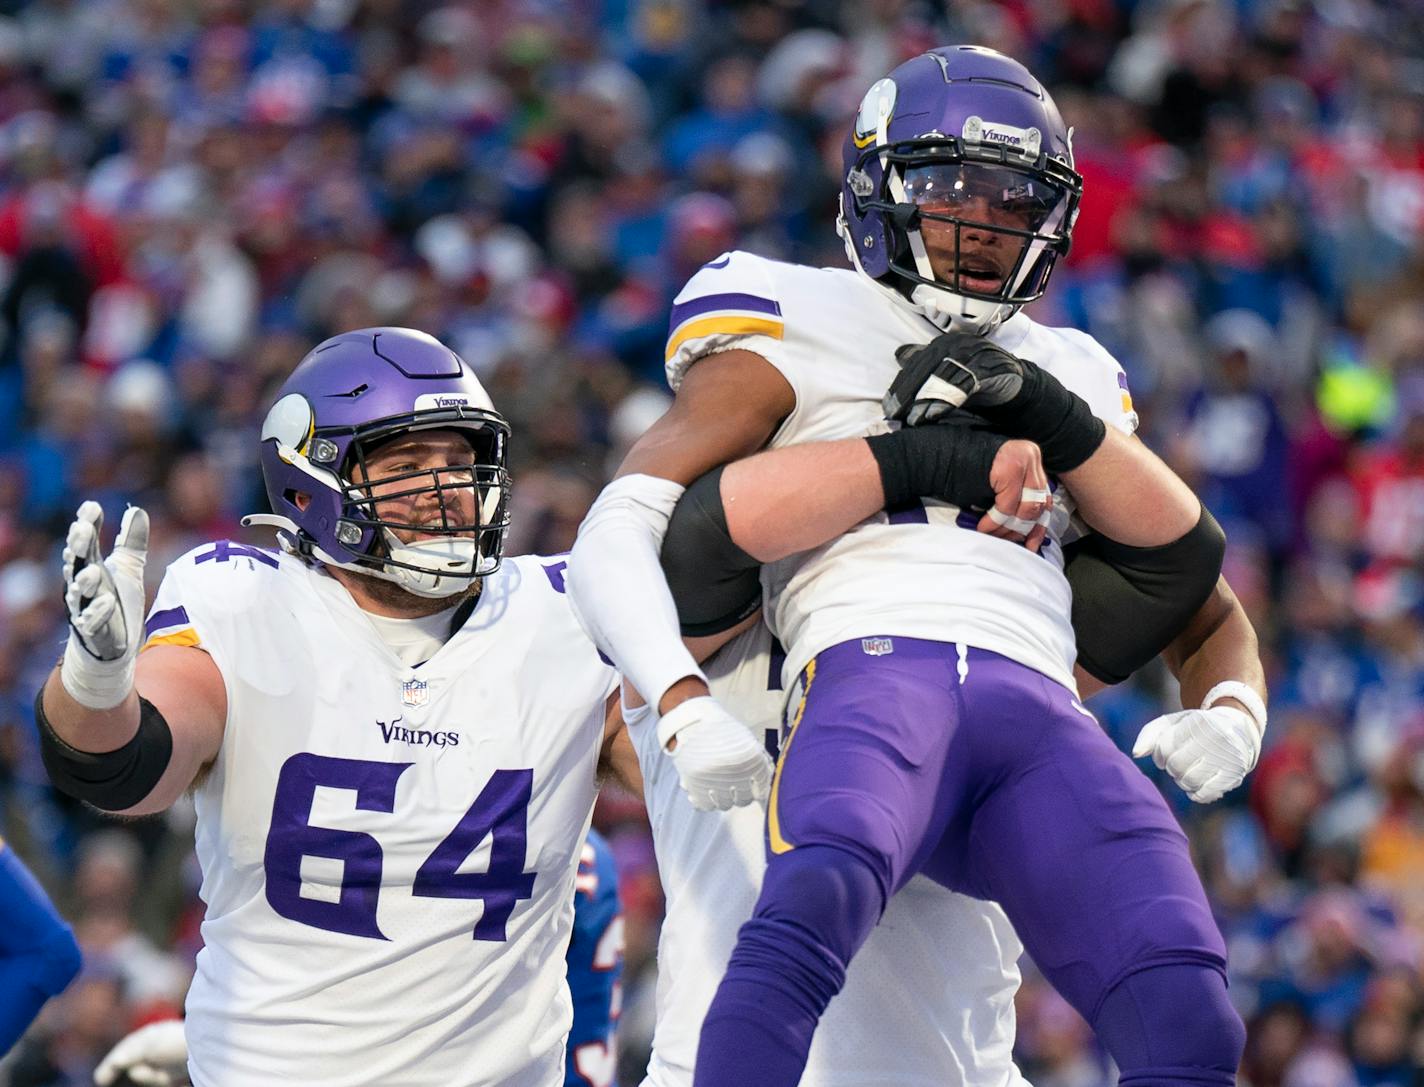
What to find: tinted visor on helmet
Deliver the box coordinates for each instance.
[902,163,1065,233]
[899,161,1070,302]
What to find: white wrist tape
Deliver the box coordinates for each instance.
[567,474,706,711]
[1202,680,1267,737]
[60,636,136,710]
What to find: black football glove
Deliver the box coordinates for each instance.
[884,330,1106,473]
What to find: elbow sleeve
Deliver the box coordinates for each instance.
[35,689,174,812]
[1067,505,1226,685]
[660,466,763,636]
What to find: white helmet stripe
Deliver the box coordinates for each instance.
[877,109,939,287]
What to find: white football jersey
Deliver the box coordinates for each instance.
[665,252,1138,691]
[633,623,1030,1087]
[142,543,615,1087]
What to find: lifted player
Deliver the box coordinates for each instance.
[570,46,1264,1087]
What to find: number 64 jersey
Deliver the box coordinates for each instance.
[142,543,616,1087]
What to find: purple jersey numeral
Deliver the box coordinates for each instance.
[195,540,279,567]
[414,768,536,941]
[263,756,538,942]
[542,560,569,593]
[264,754,412,940]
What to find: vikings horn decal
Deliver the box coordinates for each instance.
[853,78,897,148]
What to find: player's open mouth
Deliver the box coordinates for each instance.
[950,259,1005,292]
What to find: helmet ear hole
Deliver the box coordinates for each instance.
[287,489,311,512]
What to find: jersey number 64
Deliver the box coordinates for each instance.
[262,753,535,942]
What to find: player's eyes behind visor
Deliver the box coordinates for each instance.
[901,163,1063,232]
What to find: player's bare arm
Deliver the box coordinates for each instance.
[37,503,225,817]
[1058,428,1200,545]
[1127,577,1267,803]
[617,348,795,485]
[1161,577,1265,708]
[597,693,644,796]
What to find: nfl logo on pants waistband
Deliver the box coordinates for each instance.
[402,679,429,707]
[861,637,894,656]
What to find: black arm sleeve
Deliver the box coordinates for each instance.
[1065,505,1227,685]
[660,465,764,637]
[36,689,174,811]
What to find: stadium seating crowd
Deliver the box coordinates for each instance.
[2,0,1424,1083]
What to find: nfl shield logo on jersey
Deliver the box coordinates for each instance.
[861,637,894,656]
[401,679,429,707]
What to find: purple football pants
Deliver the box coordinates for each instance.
[694,639,1242,1086]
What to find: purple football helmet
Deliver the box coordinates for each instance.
[838,45,1082,333]
[247,328,511,597]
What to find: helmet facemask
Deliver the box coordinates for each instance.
[848,135,1080,334]
[340,422,510,599]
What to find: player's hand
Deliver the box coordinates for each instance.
[60,501,150,709]
[94,1018,189,1086]
[1132,705,1262,804]
[885,331,1105,473]
[885,331,1032,425]
[976,439,1051,552]
[658,696,773,811]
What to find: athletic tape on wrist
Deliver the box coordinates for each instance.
[1201,681,1267,737]
[59,636,136,711]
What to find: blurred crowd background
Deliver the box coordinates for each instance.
[1,0,1423,1083]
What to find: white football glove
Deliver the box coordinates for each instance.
[94,1018,189,1086]
[60,501,150,710]
[658,696,774,812]
[1133,703,1262,805]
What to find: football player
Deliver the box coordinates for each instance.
[568,46,1264,1087]
[0,835,82,1055]
[38,328,620,1087]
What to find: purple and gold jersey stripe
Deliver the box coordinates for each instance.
[145,606,189,637]
[142,605,200,651]
[143,629,201,650]
[665,292,785,362]
[1117,371,1134,415]
[668,292,782,328]
[768,658,817,855]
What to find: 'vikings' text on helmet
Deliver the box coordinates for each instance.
[838,45,1082,334]
[246,327,511,598]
